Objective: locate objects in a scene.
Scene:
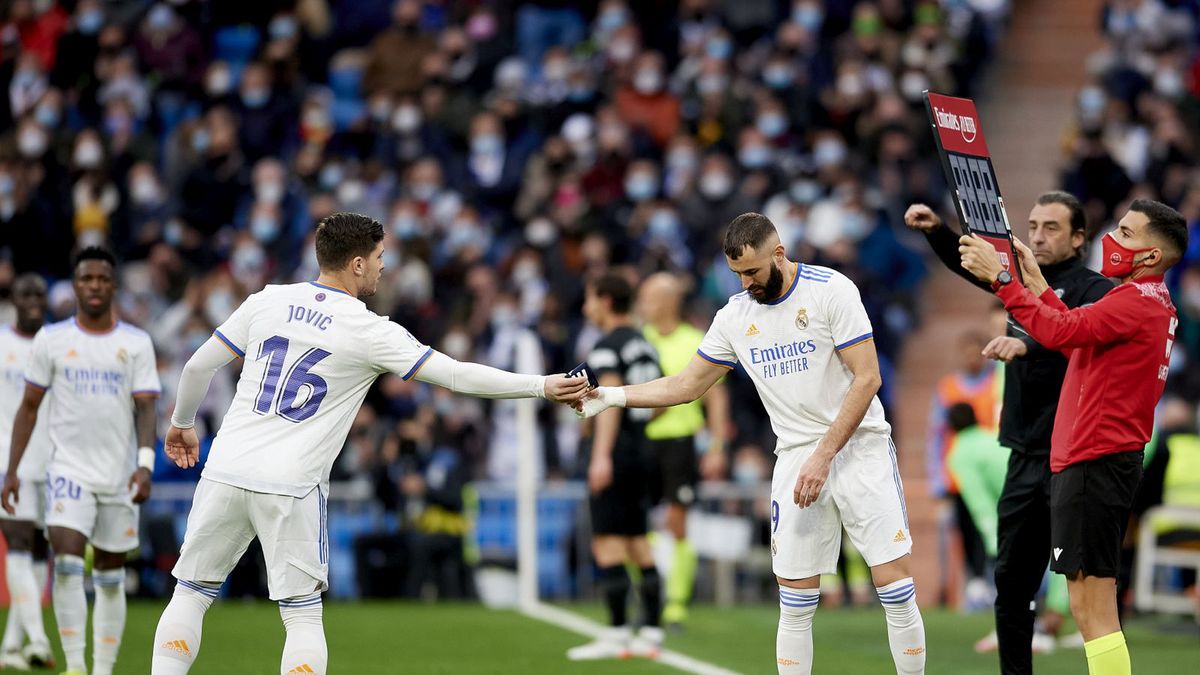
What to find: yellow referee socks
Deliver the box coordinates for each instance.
[1084,631,1130,675]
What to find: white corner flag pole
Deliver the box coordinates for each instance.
[515,397,538,611]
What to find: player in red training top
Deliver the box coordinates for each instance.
[959,198,1187,675]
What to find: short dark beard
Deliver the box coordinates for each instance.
[749,262,784,304]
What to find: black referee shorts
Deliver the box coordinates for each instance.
[648,436,700,506]
[1049,450,1143,578]
[589,436,652,537]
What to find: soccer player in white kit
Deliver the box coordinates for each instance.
[578,213,926,674]
[4,248,161,675]
[0,275,54,669]
[150,213,589,675]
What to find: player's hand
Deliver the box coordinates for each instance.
[982,336,1028,363]
[959,234,1004,283]
[588,454,613,494]
[164,425,200,469]
[574,386,625,419]
[128,468,152,504]
[793,450,833,509]
[543,373,591,404]
[700,446,728,480]
[1,475,19,515]
[903,204,942,233]
[1012,237,1050,295]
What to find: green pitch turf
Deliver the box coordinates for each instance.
[5,601,1197,673]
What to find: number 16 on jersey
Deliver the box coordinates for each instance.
[254,335,331,422]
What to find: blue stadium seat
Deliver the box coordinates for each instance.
[330,99,366,131]
[328,65,363,100]
[214,25,261,65]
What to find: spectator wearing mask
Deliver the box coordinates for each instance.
[615,50,680,149]
[363,0,437,98]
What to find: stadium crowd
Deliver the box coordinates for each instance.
[0,0,1012,596]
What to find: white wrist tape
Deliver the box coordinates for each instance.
[137,447,156,472]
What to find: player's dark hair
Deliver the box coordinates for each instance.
[589,272,634,315]
[1130,198,1187,263]
[947,402,978,433]
[315,212,385,271]
[723,212,778,260]
[72,246,116,275]
[12,273,47,295]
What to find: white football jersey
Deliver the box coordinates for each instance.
[0,326,51,480]
[25,319,161,493]
[697,264,890,452]
[203,282,432,497]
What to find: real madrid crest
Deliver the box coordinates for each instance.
[771,536,778,557]
[116,348,129,364]
[794,308,808,331]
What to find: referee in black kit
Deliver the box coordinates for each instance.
[905,192,1113,674]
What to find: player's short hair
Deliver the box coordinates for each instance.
[589,272,634,315]
[12,273,47,295]
[723,212,778,260]
[1130,198,1187,263]
[1035,191,1086,235]
[72,246,117,275]
[315,212,385,271]
[947,402,977,433]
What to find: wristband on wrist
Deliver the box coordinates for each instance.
[137,446,156,472]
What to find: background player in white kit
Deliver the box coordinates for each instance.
[4,247,161,675]
[151,213,588,675]
[0,275,53,669]
[578,213,926,674]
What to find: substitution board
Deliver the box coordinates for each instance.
[924,91,1021,281]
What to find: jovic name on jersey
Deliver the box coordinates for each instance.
[0,326,51,481]
[697,264,890,450]
[204,282,433,498]
[24,320,160,494]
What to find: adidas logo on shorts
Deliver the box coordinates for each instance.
[286,664,316,673]
[893,530,907,543]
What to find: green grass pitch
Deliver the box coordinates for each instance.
[7,601,1197,673]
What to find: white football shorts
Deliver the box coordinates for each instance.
[173,478,329,601]
[43,473,138,553]
[770,431,912,580]
[0,476,45,527]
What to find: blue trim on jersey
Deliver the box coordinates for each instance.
[308,281,352,296]
[696,349,735,369]
[798,263,832,278]
[213,330,245,358]
[401,347,434,381]
[765,268,800,305]
[834,333,873,351]
[23,378,47,391]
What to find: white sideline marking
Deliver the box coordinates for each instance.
[522,602,743,675]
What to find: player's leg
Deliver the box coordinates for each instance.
[1051,453,1142,675]
[993,450,1052,673]
[46,526,89,675]
[251,488,329,675]
[627,535,663,657]
[659,437,699,628]
[836,435,925,674]
[773,447,841,675]
[25,485,52,668]
[1,517,50,664]
[88,491,142,675]
[153,479,254,674]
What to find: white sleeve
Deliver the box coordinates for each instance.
[696,306,737,369]
[370,320,434,379]
[414,351,546,399]
[170,336,239,428]
[826,273,875,352]
[213,293,258,358]
[131,334,162,396]
[23,329,51,390]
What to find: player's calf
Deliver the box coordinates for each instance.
[51,554,87,674]
[151,580,219,675]
[91,567,127,675]
[279,592,327,675]
[776,585,819,674]
[876,577,926,674]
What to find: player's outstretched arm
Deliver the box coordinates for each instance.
[167,336,240,469]
[2,383,45,514]
[576,354,725,419]
[414,351,589,403]
[904,203,992,292]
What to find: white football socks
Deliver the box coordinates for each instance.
[6,551,48,650]
[1,568,22,652]
[151,580,219,674]
[279,593,327,675]
[91,567,127,675]
[52,554,87,673]
[877,577,926,674]
[776,586,819,674]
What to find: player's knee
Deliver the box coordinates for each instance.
[54,554,85,580]
[93,567,124,596]
[278,593,324,629]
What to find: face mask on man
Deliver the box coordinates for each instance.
[1100,231,1154,279]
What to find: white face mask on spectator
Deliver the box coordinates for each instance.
[74,141,103,169]
[633,69,663,95]
[256,181,284,204]
[18,128,47,157]
[251,215,281,242]
[206,67,232,96]
[131,177,161,206]
[700,171,733,200]
[337,180,366,205]
[392,104,422,133]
